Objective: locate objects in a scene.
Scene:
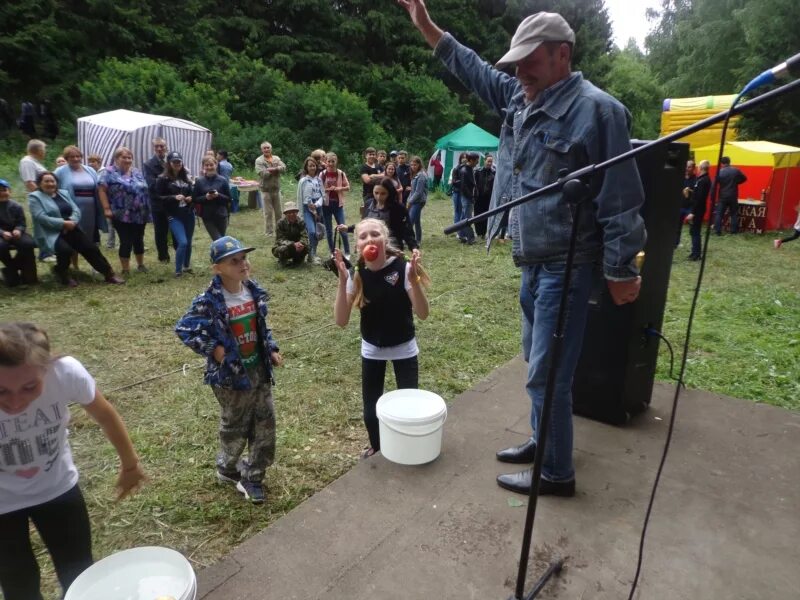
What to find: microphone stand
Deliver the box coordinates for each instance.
[439,78,800,600]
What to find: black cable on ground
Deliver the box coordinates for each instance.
[644,328,680,384]
[627,92,744,600]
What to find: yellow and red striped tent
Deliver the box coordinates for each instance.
[660,95,741,149]
[694,141,800,230]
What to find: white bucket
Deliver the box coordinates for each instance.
[65,546,196,600]
[377,389,447,465]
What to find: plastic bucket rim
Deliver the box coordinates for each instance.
[376,388,447,426]
[65,546,195,600]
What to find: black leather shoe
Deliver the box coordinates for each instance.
[496,438,536,464]
[496,468,576,497]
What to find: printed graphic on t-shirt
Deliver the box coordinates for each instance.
[0,402,63,479]
[384,271,400,286]
[323,171,339,204]
[228,299,260,368]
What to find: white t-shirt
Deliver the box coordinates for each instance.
[0,356,96,514]
[221,285,262,369]
[347,257,419,360]
[18,155,46,185]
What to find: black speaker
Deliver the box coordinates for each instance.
[572,141,689,425]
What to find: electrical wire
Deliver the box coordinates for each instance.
[644,328,681,384]
[626,92,745,600]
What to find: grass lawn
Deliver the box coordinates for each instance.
[1,175,798,597]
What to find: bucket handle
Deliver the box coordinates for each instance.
[380,412,447,437]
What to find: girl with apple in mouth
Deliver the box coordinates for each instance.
[333,219,430,459]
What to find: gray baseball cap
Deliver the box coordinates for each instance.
[496,12,575,69]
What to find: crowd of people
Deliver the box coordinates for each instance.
[2,137,239,286]
[1,134,497,288]
[4,6,798,599]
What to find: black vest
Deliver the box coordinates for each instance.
[360,258,414,347]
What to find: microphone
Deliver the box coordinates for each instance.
[741,52,800,95]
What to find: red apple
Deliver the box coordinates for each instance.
[362,244,379,262]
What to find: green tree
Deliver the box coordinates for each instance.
[645,0,800,143]
[606,42,665,140]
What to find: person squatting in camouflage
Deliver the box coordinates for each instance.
[272,202,309,266]
[175,251,280,502]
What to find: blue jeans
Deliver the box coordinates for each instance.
[520,262,594,482]
[168,211,195,273]
[451,190,463,235]
[459,196,475,242]
[322,203,349,255]
[408,203,423,243]
[303,206,319,257]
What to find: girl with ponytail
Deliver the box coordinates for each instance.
[333,219,430,458]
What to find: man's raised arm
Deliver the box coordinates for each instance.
[397,0,444,49]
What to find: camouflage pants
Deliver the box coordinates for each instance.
[212,363,276,483]
[271,242,308,265]
[262,189,282,235]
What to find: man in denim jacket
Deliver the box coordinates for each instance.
[400,2,646,496]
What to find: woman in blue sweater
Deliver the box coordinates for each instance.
[29,172,123,286]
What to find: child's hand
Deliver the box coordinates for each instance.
[270,351,284,367]
[410,249,422,280]
[115,462,146,501]
[213,345,225,363]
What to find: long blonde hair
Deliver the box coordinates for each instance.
[0,322,52,368]
[350,218,430,309]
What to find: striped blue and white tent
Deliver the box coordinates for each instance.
[77,109,212,176]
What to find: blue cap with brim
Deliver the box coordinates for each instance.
[210,236,256,264]
[0,179,10,189]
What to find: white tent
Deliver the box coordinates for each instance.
[77,109,212,176]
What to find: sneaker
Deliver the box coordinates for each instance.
[41,255,57,263]
[312,256,322,265]
[236,480,265,504]
[182,267,194,274]
[137,264,149,273]
[216,469,241,485]
[105,274,126,285]
[774,239,782,249]
[174,272,183,278]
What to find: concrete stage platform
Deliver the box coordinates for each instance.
[198,356,800,599]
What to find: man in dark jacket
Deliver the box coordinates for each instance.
[714,156,747,235]
[143,137,173,262]
[677,160,696,247]
[396,151,413,206]
[474,155,496,238]
[456,152,479,244]
[685,160,711,261]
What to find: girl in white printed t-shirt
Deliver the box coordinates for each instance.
[0,322,145,600]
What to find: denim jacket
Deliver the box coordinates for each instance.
[434,34,646,279]
[175,276,279,390]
